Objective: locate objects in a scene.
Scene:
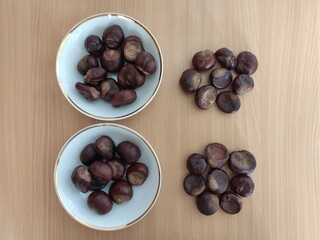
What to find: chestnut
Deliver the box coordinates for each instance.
[100,49,124,73]
[109,158,126,180]
[102,25,124,49]
[195,85,218,110]
[230,174,255,197]
[122,36,144,62]
[179,68,202,93]
[90,179,107,191]
[84,35,104,57]
[94,136,116,160]
[219,191,242,214]
[116,141,141,164]
[183,174,206,196]
[135,51,157,75]
[100,78,120,102]
[84,68,107,87]
[196,191,219,215]
[109,180,133,204]
[79,143,100,166]
[207,169,229,194]
[216,91,241,114]
[77,55,99,75]
[209,68,233,89]
[89,161,113,185]
[186,153,208,176]
[75,82,100,101]
[215,48,237,70]
[192,50,216,72]
[229,150,256,174]
[232,74,254,95]
[111,89,137,107]
[236,51,258,75]
[205,143,229,168]
[87,191,113,215]
[71,166,92,193]
[126,162,149,186]
[117,64,145,89]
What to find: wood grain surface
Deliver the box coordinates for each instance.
[0,0,319,239]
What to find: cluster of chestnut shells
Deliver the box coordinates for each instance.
[183,143,256,215]
[179,48,258,113]
[71,136,149,215]
[75,24,157,107]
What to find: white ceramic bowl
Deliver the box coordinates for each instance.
[56,13,163,121]
[54,123,162,230]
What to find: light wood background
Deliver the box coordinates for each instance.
[0,0,319,239]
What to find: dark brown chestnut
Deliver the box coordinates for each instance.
[220,191,243,214]
[89,161,113,185]
[102,25,124,49]
[196,191,219,215]
[117,64,145,89]
[179,68,202,93]
[110,89,137,107]
[79,143,100,166]
[135,51,157,75]
[195,85,218,110]
[207,168,229,194]
[87,191,113,215]
[109,158,126,180]
[192,50,216,72]
[75,82,100,101]
[90,179,107,191]
[122,36,144,62]
[94,136,116,160]
[232,74,254,95]
[84,68,107,87]
[77,55,99,75]
[100,78,120,102]
[216,91,241,114]
[109,180,133,204]
[116,141,141,164]
[126,162,149,186]
[236,51,258,75]
[215,48,237,70]
[209,68,233,89]
[230,174,255,197]
[229,150,256,174]
[183,174,206,196]
[71,166,92,193]
[186,153,208,176]
[205,143,229,168]
[100,49,124,73]
[84,35,104,57]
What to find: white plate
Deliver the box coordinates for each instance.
[54,123,162,230]
[56,13,163,121]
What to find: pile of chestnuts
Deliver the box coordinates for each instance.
[179,48,258,113]
[75,25,157,107]
[183,143,256,215]
[71,135,149,215]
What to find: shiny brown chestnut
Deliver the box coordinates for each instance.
[216,91,241,114]
[220,191,243,214]
[87,191,113,215]
[109,158,126,180]
[183,174,206,196]
[195,85,218,110]
[116,141,141,164]
[186,153,208,176]
[84,35,104,57]
[79,143,100,166]
[229,150,256,174]
[75,82,100,101]
[232,74,254,95]
[230,174,255,197]
[205,143,229,168]
[135,52,157,75]
[209,68,233,89]
[90,179,107,191]
[77,55,99,75]
[179,68,202,93]
[100,49,124,73]
[236,51,258,75]
[94,136,116,160]
[111,89,137,107]
[122,36,144,62]
[117,64,145,89]
[71,166,92,193]
[126,162,149,186]
[207,168,229,194]
[196,191,219,215]
[89,161,113,185]
[100,78,120,102]
[84,68,107,87]
[102,25,124,49]
[109,180,133,204]
[215,48,237,70]
[192,50,216,72]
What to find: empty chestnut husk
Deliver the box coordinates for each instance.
[116,141,141,164]
[126,162,149,186]
[205,143,229,168]
[109,180,133,204]
[71,166,92,193]
[94,136,116,160]
[196,191,219,215]
[183,174,206,196]
[87,191,113,215]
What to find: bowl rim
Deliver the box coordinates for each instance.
[55,13,164,121]
[53,123,162,231]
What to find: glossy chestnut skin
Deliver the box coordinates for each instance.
[79,143,100,166]
[116,141,141,164]
[75,82,100,101]
[100,78,120,102]
[232,74,254,95]
[216,91,241,114]
[109,180,133,204]
[89,161,113,185]
[94,136,116,160]
[111,89,137,107]
[87,191,113,215]
[230,174,255,197]
[207,168,229,194]
[84,68,107,87]
[186,153,208,176]
[205,143,229,168]
[192,50,216,72]
[102,25,124,49]
[215,48,237,70]
[209,68,233,89]
[109,158,126,180]
[126,162,149,185]
[135,52,157,75]
[84,35,104,57]
[196,191,219,215]
[71,166,92,193]
[236,51,258,75]
[228,150,256,174]
[77,55,99,75]
[90,179,107,191]
[100,49,124,73]
[195,85,218,110]
[179,68,202,93]
[219,191,243,214]
[183,174,206,196]
[122,36,144,62]
[117,64,145,89]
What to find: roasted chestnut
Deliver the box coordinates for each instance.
[109,180,133,204]
[126,162,149,185]
[71,166,92,193]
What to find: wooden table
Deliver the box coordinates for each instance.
[1,0,319,239]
